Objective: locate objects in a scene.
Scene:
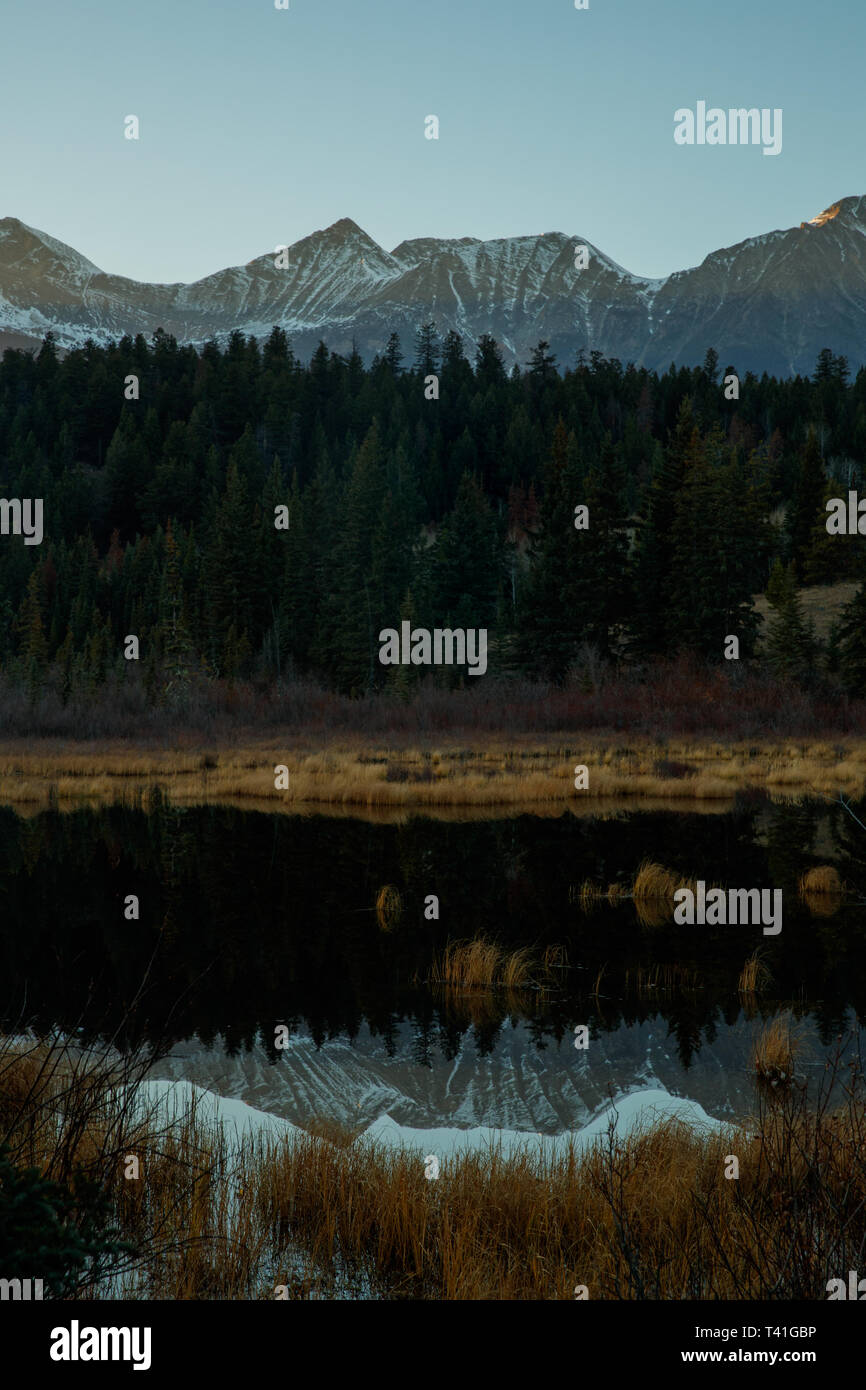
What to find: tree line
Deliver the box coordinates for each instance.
[1,325,864,703]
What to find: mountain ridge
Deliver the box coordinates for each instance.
[2,196,865,375]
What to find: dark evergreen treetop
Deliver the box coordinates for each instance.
[0,330,863,698]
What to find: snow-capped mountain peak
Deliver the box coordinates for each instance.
[2,200,866,375]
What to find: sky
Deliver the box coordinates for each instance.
[3,0,862,284]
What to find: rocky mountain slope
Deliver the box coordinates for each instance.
[2,196,864,374]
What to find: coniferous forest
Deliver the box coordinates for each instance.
[1,325,865,728]
[10,0,866,1336]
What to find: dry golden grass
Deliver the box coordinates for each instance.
[375,884,403,932]
[633,860,684,903]
[572,880,631,911]
[3,734,866,811]
[430,938,503,990]
[499,946,538,991]
[5,1031,866,1299]
[754,582,858,646]
[429,937,563,992]
[632,860,697,928]
[573,879,605,911]
[752,1013,804,1088]
[591,963,608,998]
[542,943,568,973]
[573,861,701,927]
[738,950,772,998]
[798,865,844,896]
[798,865,845,918]
[304,1114,365,1147]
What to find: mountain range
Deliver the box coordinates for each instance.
[1,195,865,376]
[151,1014,761,1135]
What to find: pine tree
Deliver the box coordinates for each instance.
[202,459,255,675]
[788,430,826,580]
[663,426,762,660]
[475,335,506,389]
[702,347,720,384]
[763,560,817,682]
[16,568,48,691]
[104,411,149,540]
[322,419,387,691]
[833,580,866,695]
[572,438,632,658]
[802,473,865,584]
[413,322,440,377]
[383,333,404,375]
[370,445,421,636]
[527,341,557,379]
[630,400,696,655]
[158,519,194,703]
[517,420,586,679]
[418,472,503,636]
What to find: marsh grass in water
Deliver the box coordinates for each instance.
[738,949,773,998]
[751,1012,806,1090]
[375,884,403,932]
[798,864,846,917]
[7,732,866,811]
[4,1031,866,1300]
[428,938,565,992]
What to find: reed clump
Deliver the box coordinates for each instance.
[428,938,564,992]
[633,860,689,902]
[632,860,697,927]
[798,865,844,917]
[572,879,604,911]
[572,881,627,912]
[798,865,843,896]
[738,950,772,998]
[375,884,403,931]
[752,1012,804,1088]
[574,862,698,926]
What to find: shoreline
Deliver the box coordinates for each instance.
[0,733,862,810]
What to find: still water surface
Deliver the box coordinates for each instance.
[2,793,864,1134]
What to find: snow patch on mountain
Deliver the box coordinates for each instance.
[3,199,866,374]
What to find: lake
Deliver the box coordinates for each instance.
[2,792,864,1139]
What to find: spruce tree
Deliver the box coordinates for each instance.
[762,560,817,682]
[475,335,507,389]
[158,518,194,703]
[788,430,827,580]
[663,427,762,660]
[104,411,149,541]
[413,322,440,376]
[517,419,585,679]
[630,400,696,655]
[202,459,255,676]
[16,567,48,691]
[418,472,503,635]
[833,580,866,695]
[324,419,387,692]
